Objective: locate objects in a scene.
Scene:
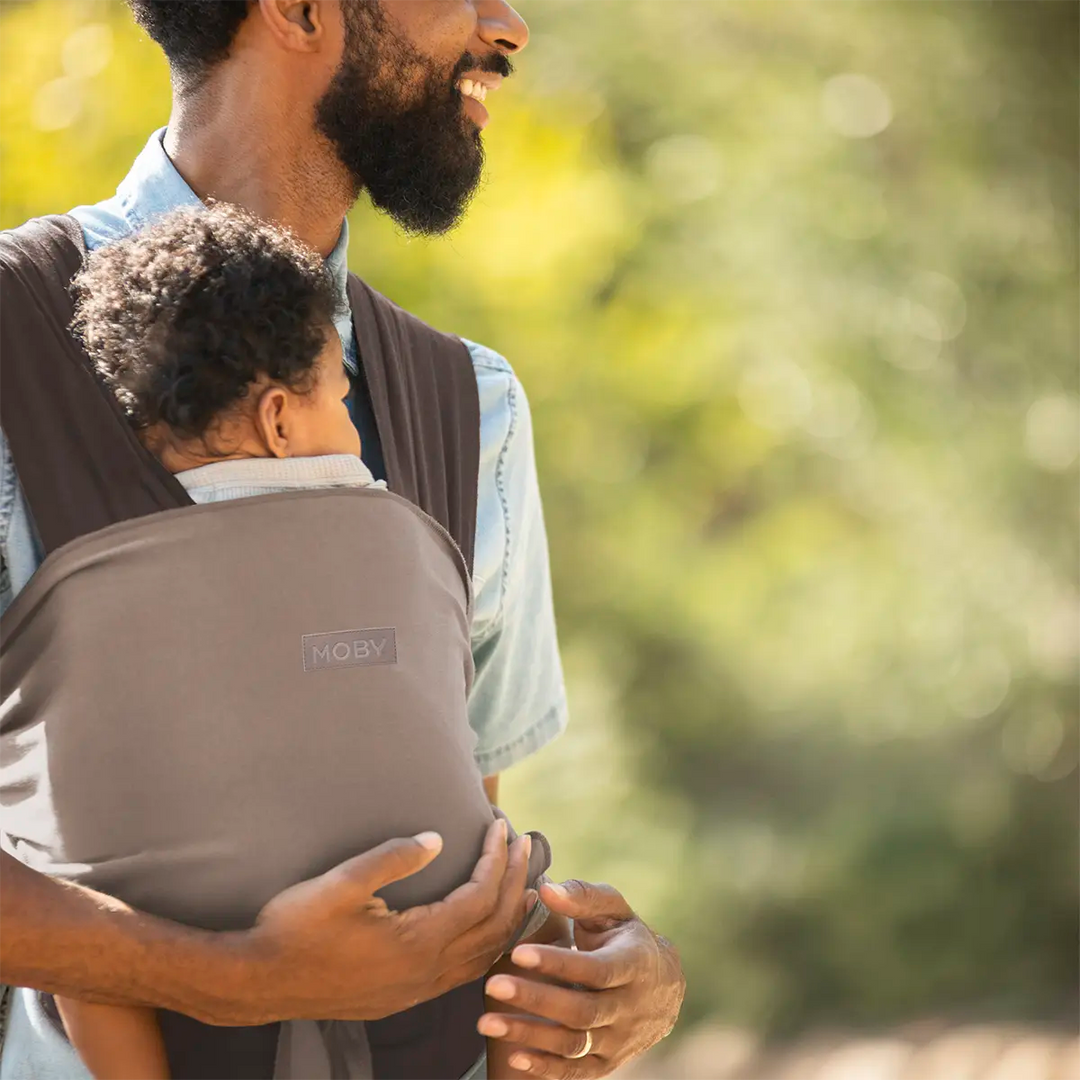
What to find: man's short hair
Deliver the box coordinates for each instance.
[127,0,250,81]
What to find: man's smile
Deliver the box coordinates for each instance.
[456,71,503,128]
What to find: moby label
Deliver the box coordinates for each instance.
[302,628,398,672]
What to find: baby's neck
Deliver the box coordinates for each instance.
[158,446,269,475]
[142,422,271,476]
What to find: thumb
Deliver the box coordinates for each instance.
[539,879,635,929]
[322,832,444,903]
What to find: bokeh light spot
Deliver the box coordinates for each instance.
[1001,710,1065,777]
[907,271,967,342]
[32,76,82,131]
[1024,393,1079,472]
[645,134,723,204]
[822,73,893,138]
[947,648,1012,720]
[61,23,113,80]
[737,357,812,433]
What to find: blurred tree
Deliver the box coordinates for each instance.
[2,0,1076,1039]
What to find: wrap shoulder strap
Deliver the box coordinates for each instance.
[0,214,193,556]
[348,274,480,575]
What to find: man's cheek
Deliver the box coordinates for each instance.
[373,60,440,108]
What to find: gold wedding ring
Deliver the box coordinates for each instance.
[568,1030,593,1059]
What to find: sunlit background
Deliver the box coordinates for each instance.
[2,2,1077,1077]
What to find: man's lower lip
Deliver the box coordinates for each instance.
[462,94,489,129]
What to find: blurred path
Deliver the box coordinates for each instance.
[614,1022,1079,1080]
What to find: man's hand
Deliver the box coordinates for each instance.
[476,880,685,1079]
[231,818,534,1025]
[0,819,532,1027]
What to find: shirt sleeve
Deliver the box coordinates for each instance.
[464,341,569,776]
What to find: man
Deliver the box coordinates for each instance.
[0,2,685,1078]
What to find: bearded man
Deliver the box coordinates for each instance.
[0,3,685,1078]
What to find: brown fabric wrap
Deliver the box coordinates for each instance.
[2,489,550,1076]
[0,214,535,1075]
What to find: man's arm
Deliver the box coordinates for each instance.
[1,822,535,1027]
[466,343,568,779]
[1,850,249,1018]
[465,347,684,1075]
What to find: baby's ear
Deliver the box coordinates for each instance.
[254,385,293,459]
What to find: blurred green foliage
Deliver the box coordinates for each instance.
[2,0,1077,1040]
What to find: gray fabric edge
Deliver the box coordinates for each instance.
[460,1048,488,1080]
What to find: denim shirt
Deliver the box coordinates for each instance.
[0,129,567,777]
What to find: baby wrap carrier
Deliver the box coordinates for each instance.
[0,217,550,1079]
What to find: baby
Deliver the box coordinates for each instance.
[41,204,555,1080]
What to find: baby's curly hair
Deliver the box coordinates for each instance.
[71,203,339,444]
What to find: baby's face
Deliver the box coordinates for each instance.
[286,329,362,459]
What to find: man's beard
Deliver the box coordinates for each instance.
[315,3,509,236]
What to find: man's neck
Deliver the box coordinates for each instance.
[162,93,354,259]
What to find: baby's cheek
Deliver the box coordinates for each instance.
[340,408,363,456]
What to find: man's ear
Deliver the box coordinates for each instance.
[255,0,329,53]
[254,386,293,458]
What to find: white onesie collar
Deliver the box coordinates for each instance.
[173,453,380,494]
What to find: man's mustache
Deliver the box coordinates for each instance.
[453,51,514,82]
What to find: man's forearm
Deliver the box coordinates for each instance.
[0,851,253,1024]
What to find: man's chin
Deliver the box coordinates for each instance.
[378,195,474,237]
[366,162,483,236]
[332,116,484,235]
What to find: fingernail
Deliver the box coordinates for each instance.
[413,831,442,851]
[509,1053,532,1072]
[521,834,532,858]
[485,976,516,1002]
[544,881,568,900]
[512,946,541,969]
[497,818,508,839]
[477,1016,509,1037]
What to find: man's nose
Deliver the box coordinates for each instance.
[476,0,529,53]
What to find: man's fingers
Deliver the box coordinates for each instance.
[538,880,634,930]
[498,1049,607,1080]
[396,822,533,988]
[324,832,444,904]
[477,1013,613,1062]
[436,831,535,979]
[484,975,621,1031]
[407,818,509,932]
[487,831,533,936]
[508,941,637,990]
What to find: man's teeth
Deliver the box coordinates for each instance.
[458,78,487,103]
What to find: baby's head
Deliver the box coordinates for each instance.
[72,203,360,470]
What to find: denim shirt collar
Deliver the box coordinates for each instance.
[116,128,353,332]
